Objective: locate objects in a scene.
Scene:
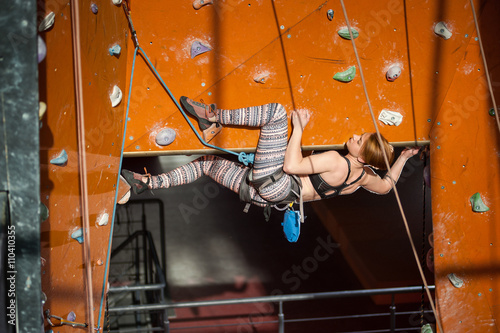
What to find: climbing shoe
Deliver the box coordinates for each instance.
[180,96,221,142]
[122,169,150,195]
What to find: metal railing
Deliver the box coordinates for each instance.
[108,285,435,333]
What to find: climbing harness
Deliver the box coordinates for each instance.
[238,168,304,242]
[338,1,443,331]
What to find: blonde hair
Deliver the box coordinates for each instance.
[361,134,394,170]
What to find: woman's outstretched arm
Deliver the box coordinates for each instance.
[362,147,420,194]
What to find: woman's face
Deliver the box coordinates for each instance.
[346,133,371,158]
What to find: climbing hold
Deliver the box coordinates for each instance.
[96,213,109,226]
[38,35,47,63]
[253,73,269,84]
[110,85,123,107]
[333,66,356,82]
[447,273,464,288]
[434,21,452,40]
[327,9,334,21]
[38,12,55,32]
[71,228,84,244]
[40,203,49,222]
[421,323,435,333]
[39,101,47,120]
[378,110,403,126]
[155,128,176,146]
[386,65,401,81]
[423,165,431,188]
[193,0,213,10]
[50,149,68,166]
[470,192,489,212]
[91,3,98,14]
[41,291,47,305]
[96,259,104,266]
[489,108,496,117]
[109,44,121,56]
[112,0,122,5]
[337,27,359,40]
[190,41,211,59]
[67,311,76,322]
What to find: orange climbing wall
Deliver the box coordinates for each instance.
[39,0,129,331]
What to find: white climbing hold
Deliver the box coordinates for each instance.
[109,44,121,56]
[38,35,47,63]
[96,213,109,226]
[155,128,176,146]
[112,0,122,5]
[110,85,122,107]
[39,12,55,32]
[378,110,403,126]
[386,65,401,82]
[39,101,47,120]
[434,21,452,40]
[447,273,464,288]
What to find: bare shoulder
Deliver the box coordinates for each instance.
[300,150,344,175]
[360,165,380,184]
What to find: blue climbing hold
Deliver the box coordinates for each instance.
[71,228,84,244]
[50,149,68,166]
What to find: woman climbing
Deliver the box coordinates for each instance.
[122,97,420,208]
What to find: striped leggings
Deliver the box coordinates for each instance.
[150,103,292,206]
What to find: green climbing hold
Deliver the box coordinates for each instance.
[338,27,359,40]
[470,192,489,212]
[421,323,435,333]
[489,108,496,117]
[40,203,49,222]
[333,66,356,82]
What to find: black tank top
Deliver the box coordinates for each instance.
[308,156,365,199]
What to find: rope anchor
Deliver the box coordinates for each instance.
[45,309,88,328]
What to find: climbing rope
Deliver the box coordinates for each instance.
[469,0,500,134]
[70,0,95,330]
[338,1,444,332]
